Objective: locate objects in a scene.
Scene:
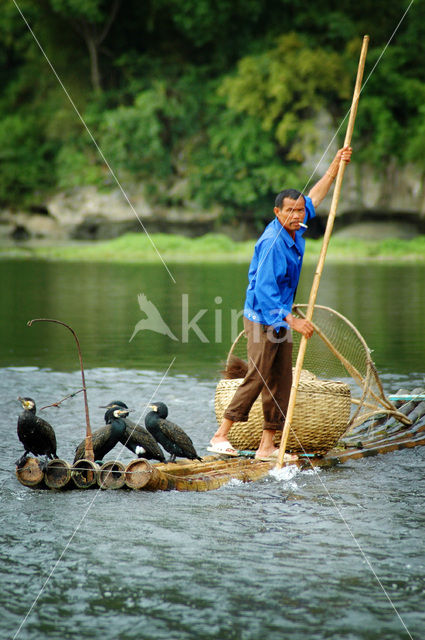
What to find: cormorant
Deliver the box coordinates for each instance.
[73,407,128,463]
[101,400,165,462]
[16,396,58,469]
[145,402,202,463]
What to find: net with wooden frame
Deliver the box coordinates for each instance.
[292,304,411,429]
[214,304,410,454]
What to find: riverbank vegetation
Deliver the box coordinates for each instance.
[2,233,425,264]
[2,1,425,227]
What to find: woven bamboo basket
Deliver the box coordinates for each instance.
[215,330,351,453]
[215,376,351,453]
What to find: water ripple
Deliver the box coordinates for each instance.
[1,368,424,640]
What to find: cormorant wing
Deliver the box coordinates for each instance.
[158,418,198,456]
[34,416,57,452]
[74,424,113,461]
[124,422,153,442]
[129,424,164,456]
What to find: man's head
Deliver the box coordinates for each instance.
[274,189,306,237]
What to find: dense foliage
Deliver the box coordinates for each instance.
[1,0,424,224]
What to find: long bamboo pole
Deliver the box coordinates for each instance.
[276,35,369,469]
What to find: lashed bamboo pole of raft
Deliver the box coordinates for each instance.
[27,318,94,462]
[276,35,370,469]
[45,459,73,489]
[98,460,126,490]
[326,432,425,464]
[343,404,425,452]
[15,457,45,488]
[125,456,274,491]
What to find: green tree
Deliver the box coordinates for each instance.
[354,44,425,166]
[187,104,301,226]
[48,0,122,92]
[2,0,425,221]
[219,34,350,161]
[0,113,58,204]
[185,35,350,224]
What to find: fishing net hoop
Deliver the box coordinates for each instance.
[293,304,410,428]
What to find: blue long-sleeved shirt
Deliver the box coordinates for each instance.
[244,196,316,330]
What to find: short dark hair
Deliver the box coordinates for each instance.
[275,189,305,209]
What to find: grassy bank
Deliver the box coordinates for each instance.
[1,232,425,264]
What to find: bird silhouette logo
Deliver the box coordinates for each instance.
[129,293,178,342]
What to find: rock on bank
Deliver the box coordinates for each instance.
[1,159,425,242]
[0,185,218,242]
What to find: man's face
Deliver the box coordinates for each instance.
[274,197,305,236]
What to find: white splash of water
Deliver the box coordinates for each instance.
[269,464,299,482]
[226,478,244,487]
[302,467,321,476]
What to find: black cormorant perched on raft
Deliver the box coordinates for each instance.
[101,400,165,462]
[145,402,202,463]
[73,406,128,463]
[16,396,58,469]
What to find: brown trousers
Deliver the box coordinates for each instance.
[224,317,293,430]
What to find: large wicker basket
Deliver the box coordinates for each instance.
[215,375,351,454]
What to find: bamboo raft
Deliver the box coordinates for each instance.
[15,388,425,492]
[15,455,276,492]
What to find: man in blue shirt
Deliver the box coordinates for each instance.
[208,146,352,460]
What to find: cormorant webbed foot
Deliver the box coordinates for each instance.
[15,453,29,469]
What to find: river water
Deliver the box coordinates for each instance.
[1,258,424,640]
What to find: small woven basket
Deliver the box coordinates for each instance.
[215,375,351,454]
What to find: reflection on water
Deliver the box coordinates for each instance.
[0,259,424,377]
[1,258,424,640]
